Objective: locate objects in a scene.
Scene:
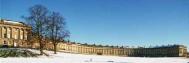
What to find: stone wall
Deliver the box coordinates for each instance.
[0,19,31,47]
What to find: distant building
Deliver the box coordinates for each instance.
[57,42,187,57]
[0,19,31,47]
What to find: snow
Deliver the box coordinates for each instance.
[4,20,22,25]
[0,49,188,63]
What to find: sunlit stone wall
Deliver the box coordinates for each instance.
[0,19,31,47]
[57,42,187,57]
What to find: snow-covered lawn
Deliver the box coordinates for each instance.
[0,49,188,63]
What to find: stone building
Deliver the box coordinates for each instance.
[0,19,187,57]
[0,19,31,47]
[57,42,188,57]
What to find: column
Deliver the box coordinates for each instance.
[7,27,11,38]
[19,29,22,39]
[11,27,14,39]
[0,26,2,38]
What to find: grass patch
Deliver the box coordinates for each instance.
[0,48,39,58]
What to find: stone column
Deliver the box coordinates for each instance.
[7,27,11,38]
[11,27,15,39]
[0,27,1,38]
[6,27,9,38]
[2,27,4,38]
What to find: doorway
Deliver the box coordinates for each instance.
[2,41,8,48]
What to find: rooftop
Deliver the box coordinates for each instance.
[0,19,24,25]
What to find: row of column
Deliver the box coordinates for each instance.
[0,26,27,40]
[58,44,131,56]
[58,43,186,57]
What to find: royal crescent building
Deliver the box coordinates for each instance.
[0,19,31,47]
[0,19,188,57]
[56,42,188,57]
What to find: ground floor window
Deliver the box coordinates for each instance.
[3,41,7,45]
[14,42,17,47]
[2,41,8,48]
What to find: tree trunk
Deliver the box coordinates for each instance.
[54,43,57,54]
[39,42,43,55]
[39,36,43,55]
[40,47,43,55]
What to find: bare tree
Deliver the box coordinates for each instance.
[24,5,49,55]
[47,12,70,54]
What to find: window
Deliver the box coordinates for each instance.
[15,35,17,39]
[4,33,7,38]
[179,50,183,54]
[7,28,11,38]
[20,30,23,39]
[25,35,27,40]
[3,27,7,38]
[7,34,10,38]
[15,29,18,39]
[14,42,17,47]
[24,31,28,40]
[3,41,7,44]
[20,35,23,39]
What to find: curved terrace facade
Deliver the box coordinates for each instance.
[56,42,187,57]
[0,19,187,57]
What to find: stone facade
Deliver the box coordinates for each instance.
[57,42,187,57]
[0,19,187,57]
[0,19,31,47]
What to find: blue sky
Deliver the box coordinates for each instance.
[0,0,189,49]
